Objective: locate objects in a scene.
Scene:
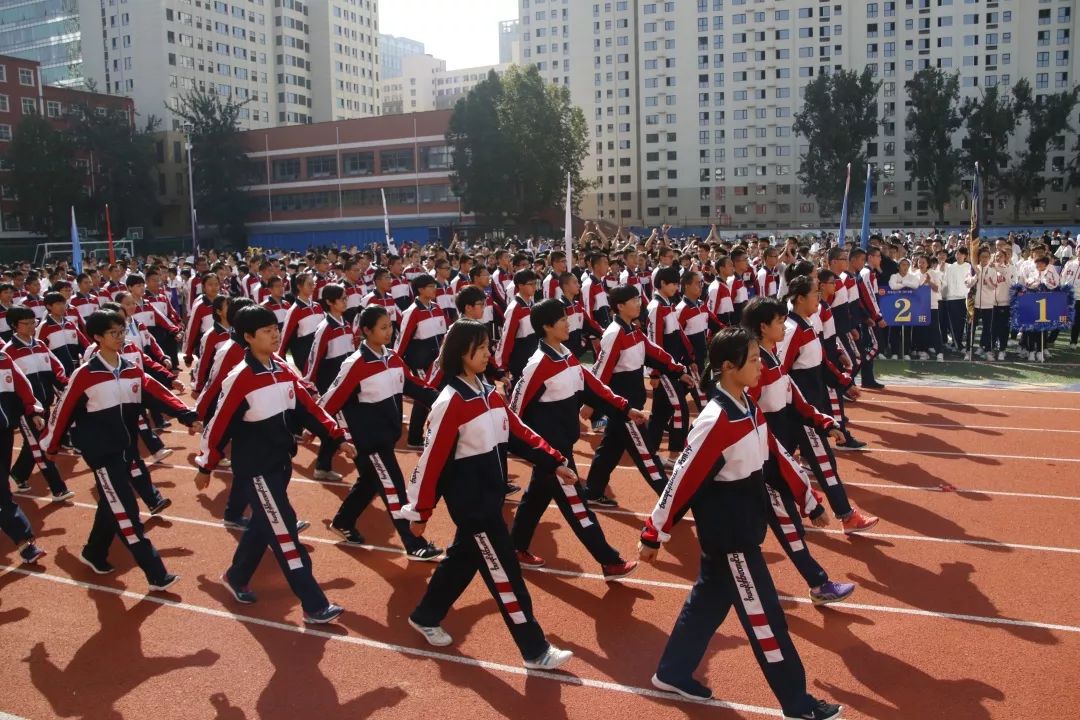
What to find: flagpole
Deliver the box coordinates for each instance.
[564,172,573,260]
[105,203,115,264]
[860,164,873,251]
[381,188,396,256]
[837,163,852,248]
[967,162,981,362]
[70,206,82,274]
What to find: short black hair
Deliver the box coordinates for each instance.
[126,273,145,287]
[411,273,436,293]
[558,271,577,289]
[320,283,345,306]
[437,320,490,379]
[608,284,639,310]
[226,297,255,326]
[455,285,486,314]
[85,309,125,338]
[655,266,680,287]
[233,306,279,346]
[513,269,538,287]
[741,296,787,339]
[358,304,388,332]
[530,299,566,334]
[6,305,35,326]
[44,291,65,307]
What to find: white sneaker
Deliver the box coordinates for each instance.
[150,448,173,465]
[219,458,232,468]
[918,352,929,360]
[408,618,453,647]
[661,456,677,471]
[889,354,898,360]
[523,645,574,671]
[1036,351,1045,362]
[313,469,343,482]
[1044,350,1052,360]
[928,347,937,355]
[997,351,1006,361]
[1028,352,1037,362]
[937,353,945,362]
[903,354,911,361]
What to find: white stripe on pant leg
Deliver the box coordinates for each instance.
[658,376,684,429]
[726,552,784,664]
[827,387,841,424]
[803,427,838,487]
[624,419,664,484]
[765,486,805,553]
[94,467,139,545]
[251,475,304,571]
[689,366,707,406]
[558,482,594,528]
[473,531,527,625]
[19,417,48,472]
[370,453,403,519]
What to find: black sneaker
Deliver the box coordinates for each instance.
[784,699,843,720]
[331,525,366,546]
[504,483,521,496]
[590,495,617,508]
[223,516,250,530]
[406,543,443,562]
[834,439,867,452]
[304,603,344,624]
[19,542,47,565]
[50,489,75,503]
[861,381,886,390]
[13,478,30,493]
[148,574,181,593]
[149,497,172,515]
[221,571,257,604]
[651,673,713,700]
[78,550,114,575]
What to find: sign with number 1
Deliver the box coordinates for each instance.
[1012,291,1072,330]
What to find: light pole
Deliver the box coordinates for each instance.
[182,121,198,255]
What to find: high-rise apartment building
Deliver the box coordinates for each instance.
[77,0,380,131]
[383,57,511,116]
[380,33,425,79]
[521,0,1080,230]
[0,0,84,87]
[499,19,521,64]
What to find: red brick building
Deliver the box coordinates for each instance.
[240,109,467,249]
[0,53,135,234]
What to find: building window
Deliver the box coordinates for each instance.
[380,149,416,174]
[21,98,35,115]
[0,125,11,142]
[0,95,7,113]
[18,68,33,86]
[46,100,61,118]
[272,158,301,182]
[306,155,337,179]
[343,151,375,176]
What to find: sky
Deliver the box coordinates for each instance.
[380,0,519,70]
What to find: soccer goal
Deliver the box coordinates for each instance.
[33,239,136,267]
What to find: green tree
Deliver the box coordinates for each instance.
[5,114,83,238]
[904,68,963,223]
[447,65,590,228]
[171,90,256,248]
[997,81,1078,220]
[959,84,1021,215]
[69,107,161,237]
[793,68,881,217]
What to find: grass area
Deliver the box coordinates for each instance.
[875,342,1079,387]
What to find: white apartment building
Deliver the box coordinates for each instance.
[382,57,511,115]
[78,0,380,131]
[520,0,1080,230]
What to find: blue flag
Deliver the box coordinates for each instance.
[70,206,82,274]
[836,163,851,248]
[970,162,981,240]
[860,164,873,251]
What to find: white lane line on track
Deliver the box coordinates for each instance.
[18,497,1080,634]
[0,565,783,718]
[859,399,1080,411]
[853,419,1080,434]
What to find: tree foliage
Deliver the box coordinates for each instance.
[904,68,963,222]
[959,84,1020,206]
[997,81,1078,220]
[793,68,882,217]
[5,115,83,238]
[69,107,161,236]
[171,90,256,247]
[447,65,590,228]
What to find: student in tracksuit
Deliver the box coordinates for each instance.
[0,350,48,564]
[43,309,200,592]
[508,299,641,579]
[848,248,886,390]
[278,272,324,374]
[395,274,448,449]
[676,270,722,411]
[3,306,71,500]
[401,320,574,671]
[196,305,355,624]
[36,292,88,376]
[558,271,603,359]
[779,276,879,535]
[306,284,356,481]
[742,297,857,606]
[639,327,843,720]
[584,285,690,507]
[495,269,540,389]
[816,270,866,451]
[319,305,442,561]
[646,267,694,463]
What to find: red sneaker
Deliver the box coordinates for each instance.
[842,508,880,535]
[602,560,639,581]
[516,550,545,569]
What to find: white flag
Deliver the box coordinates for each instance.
[564,172,573,260]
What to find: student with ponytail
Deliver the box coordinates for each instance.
[778,275,879,535]
[639,328,843,720]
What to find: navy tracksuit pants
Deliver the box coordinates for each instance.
[333,446,428,553]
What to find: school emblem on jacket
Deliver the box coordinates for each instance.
[288,387,295,400]
[131,382,140,395]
